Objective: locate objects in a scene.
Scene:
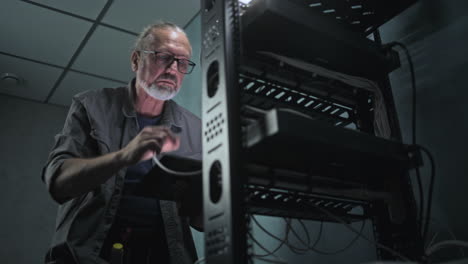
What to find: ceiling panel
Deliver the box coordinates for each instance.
[71,26,135,82]
[28,0,107,19]
[0,0,92,66]
[0,54,62,101]
[49,71,126,107]
[102,0,200,33]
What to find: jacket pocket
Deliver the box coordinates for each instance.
[55,194,86,231]
[89,129,110,154]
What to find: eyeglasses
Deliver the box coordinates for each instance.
[139,50,196,74]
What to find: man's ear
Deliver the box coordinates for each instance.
[131,51,139,72]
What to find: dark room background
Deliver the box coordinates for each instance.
[1,0,467,263]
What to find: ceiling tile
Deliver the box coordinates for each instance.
[28,0,107,19]
[71,26,135,82]
[0,54,62,101]
[0,1,92,66]
[49,71,125,107]
[102,0,200,33]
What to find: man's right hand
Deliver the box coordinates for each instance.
[118,126,180,166]
[51,126,180,203]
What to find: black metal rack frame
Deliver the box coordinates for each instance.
[200,0,422,263]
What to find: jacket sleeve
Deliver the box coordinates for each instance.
[41,96,97,204]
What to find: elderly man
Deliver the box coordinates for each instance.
[42,22,202,264]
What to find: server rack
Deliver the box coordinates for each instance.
[200,0,422,263]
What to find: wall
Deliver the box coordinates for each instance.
[0,95,68,263]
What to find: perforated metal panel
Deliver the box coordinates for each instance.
[201,0,246,263]
[204,112,226,143]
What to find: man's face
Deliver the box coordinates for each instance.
[132,28,192,101]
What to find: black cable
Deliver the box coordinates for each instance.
[390,42,438,251]
[247,232,287,263]
[388,42,416,144]
[387,41,425,240]
[284,218,309,255]
[310,221,324,249]
[251,215,287,245]
[298,219,313,248]
[286,217,366,255]
[425,218,465,258]
[415,167,425,236]
[283,219,313,255]
[251,215,289,258]
[284,193,324,252]
[251,215,326,257]
[418,145,436,244]
[251,213,367,258]
[308,203,411,261]
[252,211,362,256]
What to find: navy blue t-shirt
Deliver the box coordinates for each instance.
[112,114,170,262]
[123,114,162,194]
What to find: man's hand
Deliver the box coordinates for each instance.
[50,126,180,203]
[118,126,180,166]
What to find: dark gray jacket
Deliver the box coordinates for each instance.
[42,81,202,264]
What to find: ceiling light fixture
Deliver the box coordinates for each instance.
[0,73,23,87]
[239,0,253,4]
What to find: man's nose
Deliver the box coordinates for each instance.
[167,59,178,71]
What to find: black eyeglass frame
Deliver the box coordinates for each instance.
[139,50,196,74]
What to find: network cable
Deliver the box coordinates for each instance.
[252,213,363,257]
[152,155,202,176]
[251,215,290,258]
[425,218,465,258]
[285,217,365,255]
[251,216,290,256]
[385,41,426,238]
[248,231,288,263]
[417,145,436,244]
[307,202,412,261]
[284,218,310,255]
[426,240,468,256]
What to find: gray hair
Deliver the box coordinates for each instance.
[133,21,187,51]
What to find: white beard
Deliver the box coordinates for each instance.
[140,81,179,101]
